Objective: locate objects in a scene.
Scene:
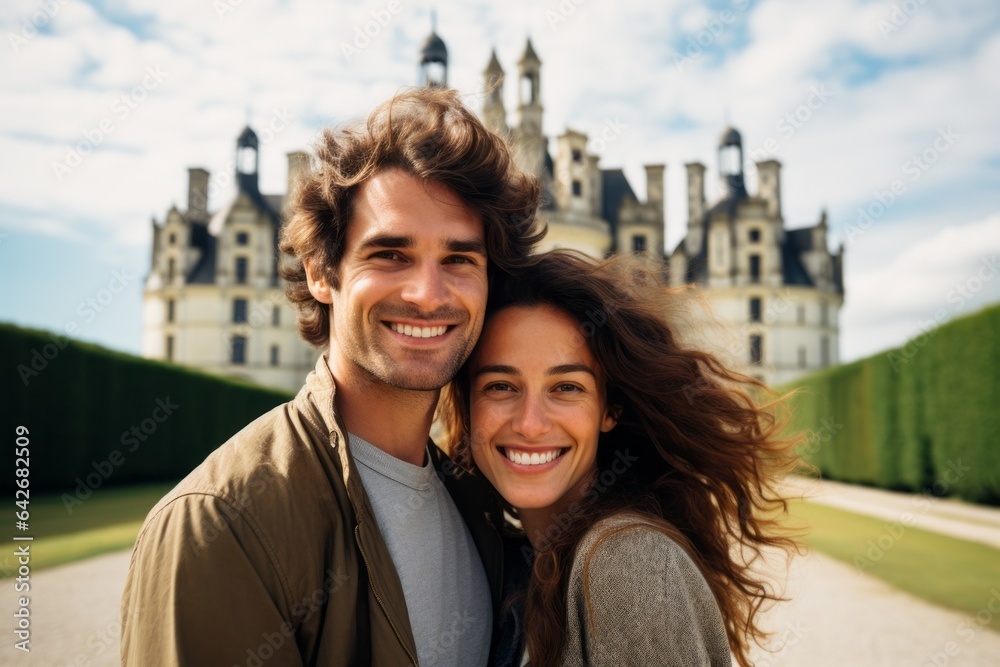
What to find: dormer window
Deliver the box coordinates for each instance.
[749,229,761,243]
[572,149,583,163]
[236,232,249,246]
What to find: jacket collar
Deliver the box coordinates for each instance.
[293,353,505,662]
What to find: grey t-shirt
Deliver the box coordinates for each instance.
[349,433,492,666]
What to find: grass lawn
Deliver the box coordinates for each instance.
[789,498,1000,632]
[1,482,176,578]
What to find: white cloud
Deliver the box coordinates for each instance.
[841,214,1000,361]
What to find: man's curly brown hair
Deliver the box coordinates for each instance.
[279,87,544,348]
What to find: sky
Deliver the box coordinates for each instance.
[1,0,999,365]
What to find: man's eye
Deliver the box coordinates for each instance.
[445,255,476,265]
[372,250,403,261]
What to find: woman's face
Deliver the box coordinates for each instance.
[468,304,616,512]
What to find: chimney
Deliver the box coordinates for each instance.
[685,162,706,255]
[644,164,665,221]
[187,167,210,221]
[756,159,782,220]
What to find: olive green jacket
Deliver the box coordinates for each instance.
[120,355,504,666]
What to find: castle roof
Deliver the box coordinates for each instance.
[420,31,448,64]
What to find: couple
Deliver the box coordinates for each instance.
[121,87,797,667]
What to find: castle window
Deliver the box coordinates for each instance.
[233,298,248,324]
[821,336,830,367]
[572,180,582,197]
[798,346,807,368]
[749,229,761,243]
[167,258,176,283]
[235,257,248,284]
[749,254,761,283]
[797,305,806,325]
[521,74,535,104]
[270,345,280,367]
[167,299,175,323]
[165,335,174,362]
[749,335,762,365]
[231,336,246,365]
[820,301,829,326]
[632,235,647,253]
[168,233,176,245]
[572,148,583,163]
[272,305,280,327]
[236,232,249,246]
[749,297,762,323]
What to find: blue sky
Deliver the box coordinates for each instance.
[2,0,999,365]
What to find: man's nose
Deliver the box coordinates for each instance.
[400,262,450,312]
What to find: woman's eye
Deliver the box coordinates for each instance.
[555,383,582,393]
[483,382,514,393]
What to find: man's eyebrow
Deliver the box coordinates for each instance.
[358,234,413,251]
[473,364,520,378]
[446,238,487,255]
[546,364,597,378]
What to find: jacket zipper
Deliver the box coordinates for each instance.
[355,524,418,666]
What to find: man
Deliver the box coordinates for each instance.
[120,88,542,666]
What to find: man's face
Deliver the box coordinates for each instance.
[308,168,488,391]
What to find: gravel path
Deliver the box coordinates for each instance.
[3,482,1000,666]
[750,548,1000,666]
[1,548,129,666]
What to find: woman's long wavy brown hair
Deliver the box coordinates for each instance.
[441,249,804,667]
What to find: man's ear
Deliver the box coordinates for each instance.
[304,259,334,304]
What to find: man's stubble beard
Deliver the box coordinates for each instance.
[342,315,482,393]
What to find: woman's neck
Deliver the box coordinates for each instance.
[518,467,598,551]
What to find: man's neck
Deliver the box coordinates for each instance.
[325,355,437,467]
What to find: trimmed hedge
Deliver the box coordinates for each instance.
[782,303,1000,504]
[4,323,294,495]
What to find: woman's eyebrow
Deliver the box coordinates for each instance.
[546,364,596,378]
[473,364,520,378]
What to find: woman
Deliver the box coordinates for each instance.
[441,250,801,667]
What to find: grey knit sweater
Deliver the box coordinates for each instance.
[559,513,733,666]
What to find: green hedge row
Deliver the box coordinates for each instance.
[782,303,1000,504]
[3,323,294,495]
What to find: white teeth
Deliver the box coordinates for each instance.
[390,323,447,338]
[504,449,563,466]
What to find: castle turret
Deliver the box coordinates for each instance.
[718,126,747,200]
[514,38,545,178]
[482,49,507,135]
[419,16,448,88]
[236,126,259,195]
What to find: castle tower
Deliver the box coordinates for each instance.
[513,38,545,178]
[418,15,448,88]
[718,126,747,200]
[236,126,259,195]
[482,48,508,136]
